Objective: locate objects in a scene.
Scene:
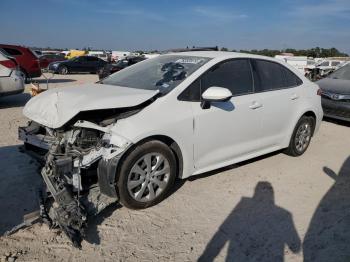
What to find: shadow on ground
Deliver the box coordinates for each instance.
[303,156,350,262]
[323,117,350,127]
[34,78,77,84]
[0,145,42,235]
[0,93,31,109]
[198,182,301,262]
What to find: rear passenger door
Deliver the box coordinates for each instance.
[251,59,303,148]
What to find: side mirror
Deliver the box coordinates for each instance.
[201,86,232,109]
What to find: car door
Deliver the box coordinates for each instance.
[250,59,303,149]
[69,56,85,72]
[84,56,97,72]
[189,59,264,172]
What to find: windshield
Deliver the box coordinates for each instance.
[101,55,210,94]
[328,64,350,80]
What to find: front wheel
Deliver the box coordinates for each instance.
[285,116,314,157]
[117,141,177,209]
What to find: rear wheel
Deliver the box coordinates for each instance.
[285,116,314,156]
[19,69,29,84]
[59,66,68,75]
[117,141,177,209]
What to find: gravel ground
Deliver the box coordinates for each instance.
[0,74,349,262]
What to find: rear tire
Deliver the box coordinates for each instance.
[117,141,177,209]
[285,116,314,157]
[59,66,68,75]
[20,69,29,84]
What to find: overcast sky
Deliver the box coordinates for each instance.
[1,0,349,53]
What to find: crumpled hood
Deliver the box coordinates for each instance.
[23,83,158,129]
[317,78,350,95]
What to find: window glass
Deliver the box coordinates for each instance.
[331,61,340,66]
[281,67,303,87]
[102,55,210,95]
[87,56,98,61]
[253,60,286,92]
[320,61,329,66]
[178,79,201,101]
[3,48,22,56]
[328,64,350,80]
[201,59,253,96]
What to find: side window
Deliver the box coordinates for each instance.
[87,56,98,62]
[178,59,254,102]
[281,66,303,87]
[201,59,253,96]
[178,79,201,102]
[3,48,22,56]
[331,61,340,66]
[78,56,87,62]
[253,60,286,92]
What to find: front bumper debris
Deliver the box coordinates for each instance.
[18,121,124,247]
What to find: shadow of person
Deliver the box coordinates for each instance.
[303,157,350,262]
[198,182,301,262]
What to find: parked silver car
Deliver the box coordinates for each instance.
[0,50,24,97]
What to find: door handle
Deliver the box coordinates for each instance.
[291,94,299,100]
[249,101,263,110]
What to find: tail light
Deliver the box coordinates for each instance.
[0,59,16,69]
[317,88,322,96]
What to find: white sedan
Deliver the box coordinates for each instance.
[20,51,322,246]
[0,51,24,97]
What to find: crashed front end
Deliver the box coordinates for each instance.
[18,119,132,247]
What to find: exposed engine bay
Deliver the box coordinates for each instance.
[17,104,150,248]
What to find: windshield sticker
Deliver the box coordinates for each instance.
[175,58,204,64]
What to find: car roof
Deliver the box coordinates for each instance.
[166,51,277,61]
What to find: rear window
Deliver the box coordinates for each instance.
[253,60,285,92]
[282,67,303,87]
[3,48,22,56]
[253,59,302,92]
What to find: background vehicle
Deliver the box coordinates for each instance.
[315,59,345,76]
[39,53,66,69]
[111,51,130,61]
[88,51,108,61]
[98,56,146,79]
[275,55,316,74]
[0,50,24,96]
[20,52,322,246]
[317,63,350,121]
[0,44,41,82]
[65,50,87,59]
[48,55,107,74]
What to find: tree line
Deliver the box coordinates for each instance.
[221,47,349,58]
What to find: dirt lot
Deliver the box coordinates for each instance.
[0,73,349,262]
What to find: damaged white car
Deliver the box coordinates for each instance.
[19,51,322,247]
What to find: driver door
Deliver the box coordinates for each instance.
[190,59,264,172]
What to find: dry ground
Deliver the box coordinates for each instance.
[0,73,349,261]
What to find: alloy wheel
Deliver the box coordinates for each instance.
[294,122,312,153]
[127,153,170,202]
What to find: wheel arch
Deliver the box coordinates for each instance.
[301,110,317,135]
[283,109,318,148]
[129,135,184,179]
